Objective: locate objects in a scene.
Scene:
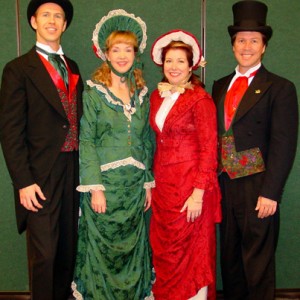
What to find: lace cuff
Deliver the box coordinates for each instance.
[144,181,155,189]
[76,184,106,192]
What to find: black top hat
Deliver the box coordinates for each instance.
[228,0,273,40]
[27,0,73,30]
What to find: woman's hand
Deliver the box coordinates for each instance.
[180,188,204,222]
[91,190,106,213]
[144,188,152,212]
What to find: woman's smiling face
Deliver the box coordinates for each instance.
[106,43,135,74]
[163,48,192,85]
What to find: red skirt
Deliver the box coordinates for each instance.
[150,160,220,300]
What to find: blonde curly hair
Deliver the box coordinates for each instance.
[92,31,146,92]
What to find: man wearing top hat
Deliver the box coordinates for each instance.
[212,1,298,299]
[0,0,83,299]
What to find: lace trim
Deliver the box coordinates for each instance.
[144,181,155,189]
[87,80,148,120]
[71,281,83,300]
[76,184,106,192]
[101,157,145,172]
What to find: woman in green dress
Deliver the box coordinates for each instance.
[72,10,154,300]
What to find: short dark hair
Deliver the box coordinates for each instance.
[231,32,268,46]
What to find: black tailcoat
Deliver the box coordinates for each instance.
[0,47,83,233]
[212,65,298,201]
[212,64,298,299]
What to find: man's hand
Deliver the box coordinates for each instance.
[255,196,278,218]
[19,184,46,212]
[91,190,106,213]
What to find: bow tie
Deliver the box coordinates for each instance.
[157,81,193,95]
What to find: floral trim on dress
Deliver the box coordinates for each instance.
[87,80,148,121]
[76,184,106,192]
[100,156,145,172]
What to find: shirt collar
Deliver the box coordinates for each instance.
[36,42,64,55]
[234,63,261,77]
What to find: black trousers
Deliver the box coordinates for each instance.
[219,172,279,300]
[26,152,79,300]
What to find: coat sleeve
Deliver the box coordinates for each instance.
[141,93,155,187]
[77,89,104,192]
[260,79,298,201]
[192,92,219,190]
[0,62,35,189]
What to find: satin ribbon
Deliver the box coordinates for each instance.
[106,59,143,118]
[157,81,193,94]
[36,46,68,87]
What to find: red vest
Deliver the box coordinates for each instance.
[39,54,79,151]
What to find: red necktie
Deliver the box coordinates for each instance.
[224,71,257,130]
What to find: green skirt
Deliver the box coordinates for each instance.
[73,166,152,300]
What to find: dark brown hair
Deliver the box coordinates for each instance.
[231,32,268,46]
[160,41,204,87]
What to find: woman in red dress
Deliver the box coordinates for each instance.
[149,30,221,300]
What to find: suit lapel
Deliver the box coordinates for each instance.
[150,90,163,133]
[151,87,208,133]
[162,88,200,131]
[65,56,83,119]
[65,57,79,96]
[234,66,272,123]
[213,75,233,132]
[25,48,67,119]
[213,74,233,108]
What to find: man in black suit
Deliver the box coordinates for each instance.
[212,1,298,299]
[0,1,83,299]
